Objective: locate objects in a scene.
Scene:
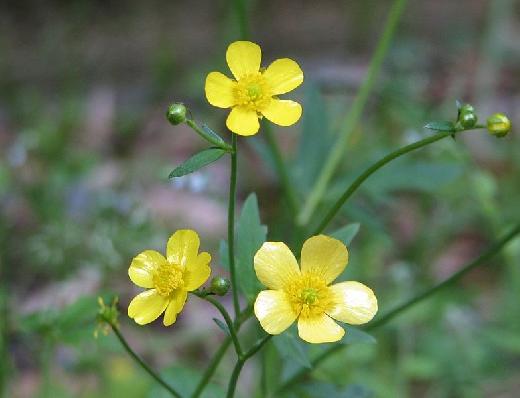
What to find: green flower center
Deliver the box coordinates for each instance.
[153,263,184,296]
[284,273,333,319]
[301,288,319,305]
[234,73,272,112]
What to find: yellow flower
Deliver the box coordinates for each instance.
[127,230,211,326]
[205,41,304,136]
[253,235,378,344]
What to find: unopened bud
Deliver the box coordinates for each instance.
[487,113,511,137]
[459,104,477,129]
[166,103,187,125]
[210,277,230,296]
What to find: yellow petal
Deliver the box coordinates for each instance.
[301,235,348,284]
[327,281,378,325]
[226,41,261,80]
[297,314,345,344]
[167,229,200,267]
[262,99,302,126]
[226,106,260,136]
[128,250,165,288]
[184,252,211,291]
[205,71,237,108]
[128,289,168,325]
[254,242,301,289]
[263,58,303,95]
[254,290,298,334]
[163,289,188,326]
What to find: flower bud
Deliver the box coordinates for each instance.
[459,104,477,129]
[166,103,187,125]
[210,277,230,296]
[487,113,511,137]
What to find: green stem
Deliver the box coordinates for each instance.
[275,223,520,394]
[191,338,232,398]
[110,324,182,398]
[233,0,249,39]
[297,0,408,226]
[264,124,300,217]
[313,128,471,235]
[190,306,253,398]
[226,335,272,398]
[185,119,233,152]
[228,134,240,318]
[199,295,243,357]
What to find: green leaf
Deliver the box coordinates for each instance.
[212,318,230,336]
[330,223,360,246]
[424,121,457,132]
[273,331,312,368]
[201,124,226,147]
[235,193,267,300]
[168,147,226,178]
[338,326,376,345]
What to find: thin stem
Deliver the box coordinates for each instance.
[191,338,232,398]
[110,325,182,398]
[199,295,243,357]
[226,335,272,398]
[297,0,408,226]
[264,124,300,217]
[275,223,520,394]
[191,306,253,398]
[228,134,240,318]
[233,0,249,40]
[313,129,468,235]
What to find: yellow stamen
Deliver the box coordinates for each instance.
[284,273,333,319]
[233,73,272,112]
[153,263,184,296]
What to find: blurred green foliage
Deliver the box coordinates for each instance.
[2,1,520,397]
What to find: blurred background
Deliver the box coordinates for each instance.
[1,0,520,397]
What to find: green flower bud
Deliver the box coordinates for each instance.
[487,113,511,137]
[459,104,477,129]
[460,103,475,114]
[210,277,230,296]
[166,103,187,125]
[460,111,478,129]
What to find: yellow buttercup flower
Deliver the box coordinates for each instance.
[205,41,304,136]
[253,235,378,344]
[127,230,211,326]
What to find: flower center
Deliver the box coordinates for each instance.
[284,273,333,319]
[234,73,272,112]
[153,263,184,296]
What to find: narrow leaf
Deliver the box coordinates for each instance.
[331,223,360,246]
[169,147,226,178]
[212,318,230,336]
[424,121,457,133]
[201,124,227,147]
